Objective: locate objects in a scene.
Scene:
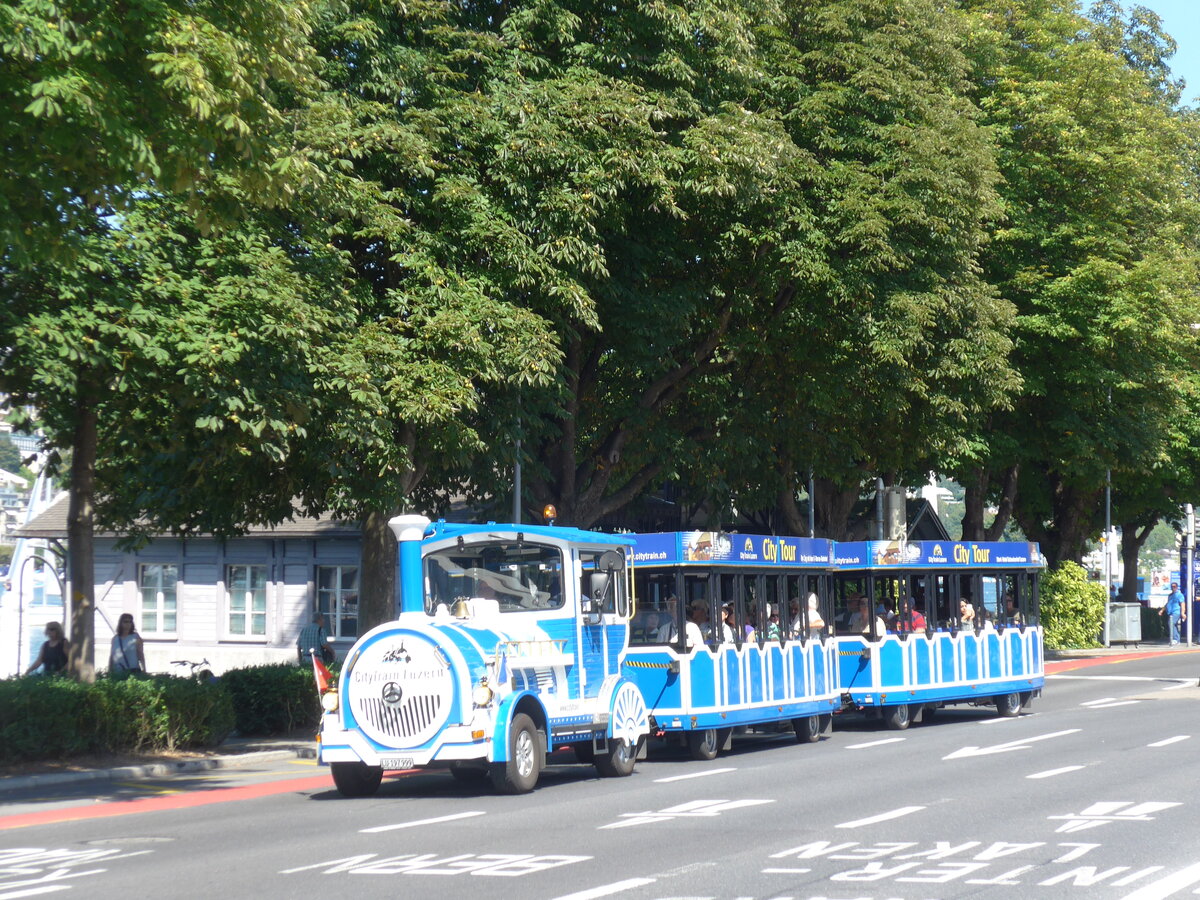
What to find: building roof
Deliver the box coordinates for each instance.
[16,494,363,540]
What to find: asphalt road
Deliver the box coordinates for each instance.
[2,652,1198,900]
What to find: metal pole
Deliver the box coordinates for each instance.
[808,474,816,538]
[1189,506,1195,648]
[512,437,522,525]
[1103,468,1111,647]
[875,477,885,542]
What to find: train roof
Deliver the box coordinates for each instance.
[834,540,1045,570]
[631,531,835,568]
[426,521,634,548]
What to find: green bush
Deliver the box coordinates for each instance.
[1041,561,1106,649]
[220,663,322,737]
[0,675,234,764]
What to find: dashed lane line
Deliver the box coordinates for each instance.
[360,810,487,834]
[836,806,925,829]
[549,877,656,900]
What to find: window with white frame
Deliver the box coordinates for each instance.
[227,565,267,637]
[316,566,359,639]
[139,563,178,634]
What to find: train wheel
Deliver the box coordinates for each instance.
[792,715,822,744]
[331,761,383,797]
[687,728,720,760]
[594,738,637,778]
[995,693,1022,717]
[449,762,489,784]
[491,713,541,794]
[883,704,911,730]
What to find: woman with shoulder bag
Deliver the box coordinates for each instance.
[111,613,146,674]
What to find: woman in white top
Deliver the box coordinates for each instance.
[110,613,146,674]
[806,593,825,637]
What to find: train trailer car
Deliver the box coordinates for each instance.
[832,539,1045,728]
[317,516,650,795]
[626,531,841,758]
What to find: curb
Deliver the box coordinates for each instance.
[0,744,317,795]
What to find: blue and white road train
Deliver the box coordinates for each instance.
[833,539,1045,727]
[317,519,1044,795]
[317,516,650,796]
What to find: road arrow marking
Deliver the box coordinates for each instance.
[942,728,1080,760]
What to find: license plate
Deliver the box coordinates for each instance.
[380,757,415,770]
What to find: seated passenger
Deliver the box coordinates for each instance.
[959,598,975,628]
[1004,593,1023,625]
[654,596,680,642]
[847,596,886,637]
[764,609,782,640]
[685,601,710,650]
[889,597,927,633]
[806,593,825,638]
[720,604,736,642]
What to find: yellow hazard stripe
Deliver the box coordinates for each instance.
[622,660,675,669]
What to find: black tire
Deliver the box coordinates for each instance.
[594,738,637,777]
[573,742,595,764]
[490,713,541,794]
[448,763,489,784]
[686,728,720,761]
[330,761,383,797]
[792,715,822,744]
[995,692,1022,717]
[883,703,911,730]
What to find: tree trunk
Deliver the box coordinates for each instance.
[359,510,398,634]
[813,477,861,542]
[984,466,1019,542]
[67,392,98,682]
[1119,520,1153,604]
[961,469,988,541]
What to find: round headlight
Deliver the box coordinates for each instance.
[472,683,494,707]
[320,690,340,713]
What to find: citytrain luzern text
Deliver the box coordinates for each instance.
[314,517,1044,795]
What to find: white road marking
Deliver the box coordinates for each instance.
[1028,765,1086,779]
[1087,701,1141,709]
[943,728,1080,760]
[655,767,737,783]
[600,799,773,829]
[0,888,72,899]
[360,810,486,833]
[762,867,812,875]
[836,806,925,829]
[1119,860,1200,899]
[549,877,656,900]
[1148,735,1190,747]
[845,737,906,749]
[1049,801,1181,833]
[1081,697,1118,706]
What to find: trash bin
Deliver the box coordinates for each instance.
[1108,602,1142,644]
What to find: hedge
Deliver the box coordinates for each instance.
[1040,561,1106,649]
[219,663,323,737]
[0,674,234,764]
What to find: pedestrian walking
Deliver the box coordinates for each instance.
[1163,583,1186,645]
[297,611,334,665]
[24,622,69,676]
[110,613,146,674]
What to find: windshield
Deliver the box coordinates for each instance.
[423,541,565,614]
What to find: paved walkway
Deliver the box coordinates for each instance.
[0,734,317,795]
[4,641,1197,796]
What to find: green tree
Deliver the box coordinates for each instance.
[0,436,23,474]
[0,0,319,262]
[0,196,352,679]
[954,0,1200,565]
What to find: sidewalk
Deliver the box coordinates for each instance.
[0,733,318,796]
